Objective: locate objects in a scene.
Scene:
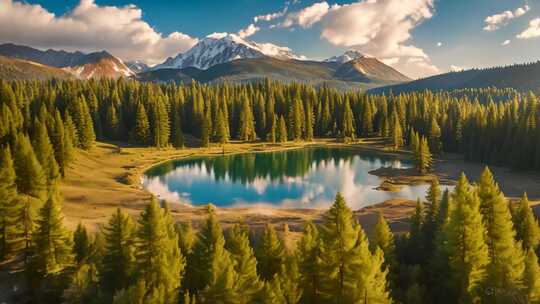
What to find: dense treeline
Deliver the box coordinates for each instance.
[3,163,540,303]
[1,79,540,172]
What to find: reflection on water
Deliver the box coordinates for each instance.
[142,148,448,209]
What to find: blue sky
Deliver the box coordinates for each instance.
[1,0,539,78]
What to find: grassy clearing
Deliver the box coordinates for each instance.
[59,138,540,233]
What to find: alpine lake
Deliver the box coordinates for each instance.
[141,146,450,210]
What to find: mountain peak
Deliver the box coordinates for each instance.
[153,34,303,71]
[325,50,368,64]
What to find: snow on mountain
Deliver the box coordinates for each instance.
[324,50,368,64]
[153,33,303,71]
[125,60,150,73]
[63,54,134,79]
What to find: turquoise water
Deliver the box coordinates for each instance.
[142,147,438,209]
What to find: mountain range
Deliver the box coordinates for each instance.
[369,61,540,94]
[0,43,133,79]
[1,38,538,93]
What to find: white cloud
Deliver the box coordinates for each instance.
[517,18,540,39]
[483,5,530,31]
[450,65,469,72]
[380,57,399,65]
[502,39,511,46]
[313,0,438,78]
[0,0,197,65]
[237,24,260,38]
[281,1,336,28]
[437,42,442,47]
[254,11,285,23]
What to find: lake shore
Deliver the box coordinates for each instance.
[59,139,540,233]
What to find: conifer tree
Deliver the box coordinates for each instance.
[391,112,404,150]
[277,115,288,143]
[135,199,183,303]
[196,207,240,302]
[297,221,322,304]
[256,224,286,281]
[63,112,77,158]
[152,99,171,148]
[101,208,137,298]
[361,101,373,137]
[514,193,540,251]
[105,103,120,139]
[319,193,391,303]
[201,107,211,147]
[414,136,432,174]
[77,97,96,150]
[304,99,314,141]
[0,146,19,259]
[171,106,185,149]
[267,115,277,143]
[524,249,540,303]
[238,95,256,141]
[370,212,395,267]
[176,221,196,258]
[225,224,263,302]
[32,191,73,275]
[444,174,490,303]
[51,110,68,177]
[477,167,525,299]
[131,102,150,145]
[342,98,355,140]
[14,133,46,201]
[429,117,442,155]
[422,179,441,258]
[73,223,90,265]
[32,119,60,188]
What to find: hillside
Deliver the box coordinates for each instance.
[370,61,540,94]
[0,55,72,80]
[138,56,410,90]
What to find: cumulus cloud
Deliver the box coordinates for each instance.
[281,1,336,28]
[237,24,260,38]
[0,0,197,65]
[517,18,540,39]
[254,10,286,22]
[483,5,530,31]
[502,39,511,46]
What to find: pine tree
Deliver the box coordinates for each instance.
[370,212,395,267]
[77,97,96,150]
[73,223,91,265]
[444,173,490,303]
[304,99,314,141]
[429,117,442,155]
[171,106,185,149]
[32,119,60,188]
[196,207,240,302]
[226,224,263,302]
[135,199,184,303]
[215,107,229,145]
[342,98,355,140]
[51,110,68,177]
[298,221,322,304]
[319,193,391,303]
[176,221,196,258]
[131,102,150,146]
[391,112,404,150]
[524,249,540,303]
[255,224,286,282]
[0,146,20,259]
[238,95,256,141]
[414,136,432,174]
[361,101,373,137]
[152,98,171,148]
[201,107,211,147]
[477,167,525,299]
[277,116,288,143]
[422,179,441,259]
[267,115,277,143]
[101,208,137,298]
[13,133,46,201]
[32,191,73,275]
[514,193,540,251]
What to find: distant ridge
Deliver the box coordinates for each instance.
[0,55,72,80]
[369,61,540,94]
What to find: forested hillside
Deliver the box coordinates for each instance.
[2,79,540,303]
[371,61,540,94]
[0,79,538,171]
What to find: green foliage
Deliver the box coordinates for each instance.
[255,224,286,281]
[297,221,322,303]
[514,193,540,251]
[32,191,73,276]
[130,102,151,145]
[0,146,20,259]
[134,199,184,303]
[73,223,91,265]
[414,136,432,174]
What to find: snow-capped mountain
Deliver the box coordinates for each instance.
[63,53,134,79]
[324,50,368,64]
[126,60,150,73]
[153,33,302,71]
